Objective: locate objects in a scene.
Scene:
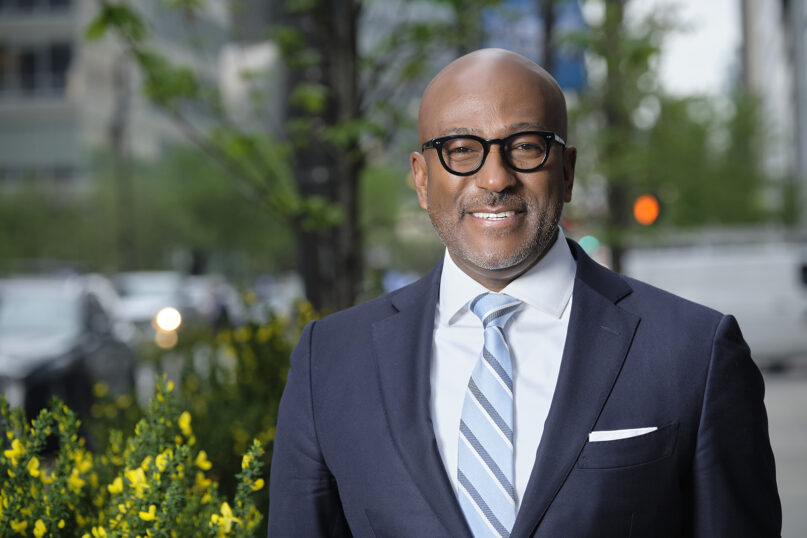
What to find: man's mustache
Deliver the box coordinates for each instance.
[461,192,527,214]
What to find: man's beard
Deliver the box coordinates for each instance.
[428,191,563,271]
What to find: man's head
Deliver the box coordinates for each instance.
[410,48,576,291]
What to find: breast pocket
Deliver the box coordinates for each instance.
[577,422,679,469]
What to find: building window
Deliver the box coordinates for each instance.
[0,0,72,11]
[0,42,73,94]
[50,43,70,89]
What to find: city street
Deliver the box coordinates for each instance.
[765,366,807,537]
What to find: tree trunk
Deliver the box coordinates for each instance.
[282,0,363,312]
[602,0,629,273]
[109,56,136,270]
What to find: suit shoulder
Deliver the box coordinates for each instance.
[620,274,723,318]
[314,268,438,333]
[316,290,398,330]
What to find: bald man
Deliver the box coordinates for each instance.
[268,49,780,537]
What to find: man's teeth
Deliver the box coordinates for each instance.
[472,211,515,220]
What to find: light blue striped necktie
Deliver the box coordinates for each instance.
[458,292,522,538]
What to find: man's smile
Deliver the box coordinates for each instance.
[470,210,516,220]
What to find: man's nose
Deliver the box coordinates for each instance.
[475,145,517,192]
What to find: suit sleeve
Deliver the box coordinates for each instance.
[267,321,351,537]
[692,314,782,537]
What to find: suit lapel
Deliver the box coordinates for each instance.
[372,262,472,537]
[511,242,640,538]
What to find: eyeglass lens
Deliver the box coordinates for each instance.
[441,133,549,174]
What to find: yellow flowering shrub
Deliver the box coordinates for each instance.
[144,302,318,530]
[62,301,319,536]
[0,380,265,537]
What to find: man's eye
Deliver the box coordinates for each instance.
[512,143,542,153]
[446,146,476,154]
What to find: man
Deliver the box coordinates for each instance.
[268,49,781,537]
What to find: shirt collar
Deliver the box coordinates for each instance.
[437,228,577,325]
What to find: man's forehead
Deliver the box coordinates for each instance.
[418,49,567,141]
[435,122,554,137]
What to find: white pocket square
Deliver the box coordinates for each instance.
[588,427,658,442]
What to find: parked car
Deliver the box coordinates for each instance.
[0,275,137,418]
[113,271,244,347]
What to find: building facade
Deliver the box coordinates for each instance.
[0,0,230,189]
[741,0,807,225]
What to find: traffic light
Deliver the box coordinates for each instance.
[633,194,660,226]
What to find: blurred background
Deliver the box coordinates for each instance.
[0,0,805,534]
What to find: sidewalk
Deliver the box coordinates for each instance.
[764,367,807,537]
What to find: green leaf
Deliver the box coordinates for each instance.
[85,17,110,42]
[289,83,328,115]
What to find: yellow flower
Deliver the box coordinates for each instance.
[92,526,108,537]
[155,450,170,472]
[10,520,27,534]
[116,394,132,408]
[140,456,152,470]
[178,411,192,436]
[250,478,265,492]
[166,380,175,391]
[4,439,25,466]
[125,468,148,496]
[108,477,124,494]
[68,468,86,493]
[139,504,157,521]
[194,450,212,470]
[194,471,211,490]
[72,449,93,473]
[33,519,46,538]
[234,326,251,342]
[58,519,65,528]
[210,502,240,533]
[27,456,40,477]
[93,382,109,398]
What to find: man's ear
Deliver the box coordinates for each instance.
[562,146,577,203]
[410,152,429,210]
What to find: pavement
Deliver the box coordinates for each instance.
[764,365,807,537]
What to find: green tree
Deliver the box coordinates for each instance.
[567,0,781,269]
[87,0,503,311]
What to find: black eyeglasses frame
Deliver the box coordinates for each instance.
[420,130,566,176]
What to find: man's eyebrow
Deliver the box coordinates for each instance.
[441,127,478,136]
[509,121,551,131]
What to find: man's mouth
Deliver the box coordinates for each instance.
[470,211,516,220]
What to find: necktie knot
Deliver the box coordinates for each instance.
[470,292,522,330]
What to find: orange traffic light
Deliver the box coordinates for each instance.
[633,194,660,226]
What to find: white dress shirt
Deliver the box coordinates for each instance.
[430,230,576,510]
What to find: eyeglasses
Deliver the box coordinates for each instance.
[421,130,566,176]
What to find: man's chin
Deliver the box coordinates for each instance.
[456,247,535,273]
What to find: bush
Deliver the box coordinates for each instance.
[77,301,318,536]
[0,380,265,537]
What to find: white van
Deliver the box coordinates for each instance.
[622,239,807,368]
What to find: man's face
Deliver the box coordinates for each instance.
[411,57,576,290]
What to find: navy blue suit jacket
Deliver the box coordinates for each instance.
[268,241,781,537]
